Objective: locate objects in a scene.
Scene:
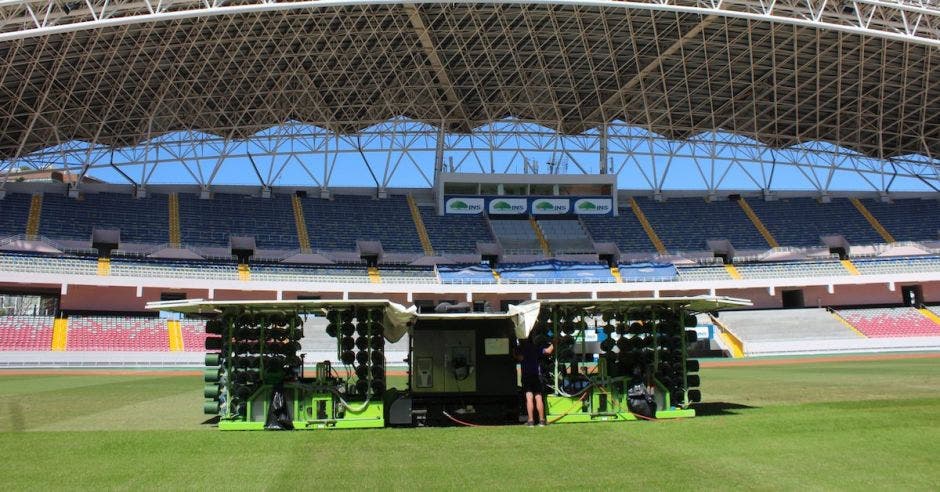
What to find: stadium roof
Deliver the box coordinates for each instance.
[0,0,938,188]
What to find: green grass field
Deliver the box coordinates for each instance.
[1,357,939,490]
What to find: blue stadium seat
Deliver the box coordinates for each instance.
[178,193,297,250]
[638,197,767,251]
[40,192,168,244]
[580,208,654,253]
[419,205,493,254]
[861,198,940,243]
[302,195,423,253]
[746,197,883,247]
[0,193,32,238]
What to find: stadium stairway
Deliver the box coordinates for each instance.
[850,198,895,243]
[737,197,779,248]
[51,318,68,351]
[291,194,312,253]
[168,192,181,247]
[407,195,434,256]
[529,217,552,256]
[918,308,940,326]
[627,197,667,255]
[97,258,111,276]
[167,320,184,352]
[708,314,744,358]
[25,194,42,240]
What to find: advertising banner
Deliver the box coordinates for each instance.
[487,198,528,215]
[444,197,485,214]
[443,196,613,216]
[530,198,571,215]
[572,198,613,215]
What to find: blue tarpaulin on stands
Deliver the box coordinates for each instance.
[617,262,678,281]
[498,260,614,283]
[438,264,496,284]
[439,260,677,283]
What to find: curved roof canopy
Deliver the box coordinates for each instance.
[0,0,937,162]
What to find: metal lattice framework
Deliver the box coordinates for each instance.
[0,0,938,191]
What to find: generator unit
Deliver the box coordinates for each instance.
[149,295,748,430]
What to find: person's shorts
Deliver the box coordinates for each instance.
[522,374,543,394]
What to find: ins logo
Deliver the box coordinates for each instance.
[490,200,527,213]
[446,199,483,213]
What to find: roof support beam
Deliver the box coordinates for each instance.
[585,14,719,125]
[403,3,470,132]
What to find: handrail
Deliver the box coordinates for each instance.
[709,314,745,358]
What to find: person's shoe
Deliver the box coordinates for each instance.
[526,421,535,427]
[538,421,547,427]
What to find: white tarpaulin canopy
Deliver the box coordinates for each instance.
[146,299,417,343]
[147,295,750,342]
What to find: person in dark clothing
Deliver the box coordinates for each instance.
[514,337,554,426]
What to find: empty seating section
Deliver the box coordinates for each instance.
[580,210,652,252]
[861,198,940,242]
[66,316,169,351]
[379,266,437,284]
[180,320,208,352]
[490,220,541,253]
[5,192,933,256]
[537,220,594,253]
[747,198,882,247]
[109,257,237,280]
[0,316,53,350]
[638,197,766,251]
[719,309,859,342]
[838,307,940,338]
[853,256,940,275]
[300,316,408,362]
[40,193,168,244]
[418,205,492,253]
[0,193,32,239]
[735,260,849,279]
[676,266,732,281]
[0,252,98,275]
[178,193,297,249]
[250,263,369,283]
[252,263,437,284]
[303,195,422,252]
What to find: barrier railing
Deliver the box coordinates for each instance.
[709,314,745,358]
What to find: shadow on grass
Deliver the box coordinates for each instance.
[693,402,757,417]
[5,401,25,432]
[202,416,220,425]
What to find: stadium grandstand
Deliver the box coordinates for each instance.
[0,0,938,368]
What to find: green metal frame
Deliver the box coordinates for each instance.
[204,301,705,430]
